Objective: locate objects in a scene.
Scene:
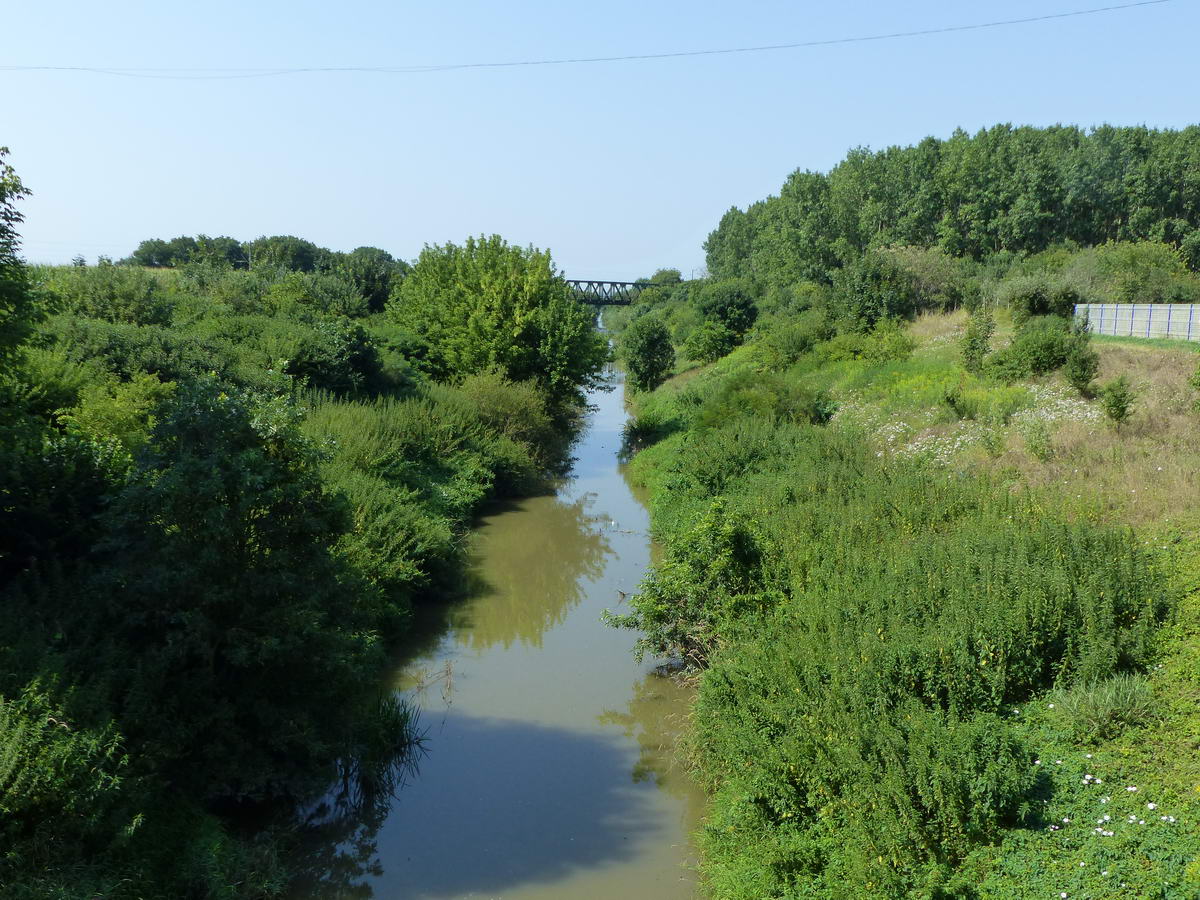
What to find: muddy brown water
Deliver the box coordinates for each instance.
[299,368,704,899]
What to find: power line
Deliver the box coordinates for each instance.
[0,1,1173,80]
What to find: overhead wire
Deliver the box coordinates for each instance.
[0,0,1174,80]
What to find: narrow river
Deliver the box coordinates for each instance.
[307,367,704,898]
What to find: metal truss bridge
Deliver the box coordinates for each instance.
[566,280,652,306]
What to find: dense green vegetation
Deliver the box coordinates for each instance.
[0,149,606,897]
[608,124,1200,898]
[705,124,1200,287]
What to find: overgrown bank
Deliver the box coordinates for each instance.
[0,153,607,897]
[608,123,1200,898]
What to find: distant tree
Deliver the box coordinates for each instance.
[124,235,199,267]
[245,234,327,272]
[622,315,674,391]
[340,246,409,313]
[649,268,683,285]
[698,278,758,336]
[195,234,248,268]
[388,235,608,404]
[124,238,170,267]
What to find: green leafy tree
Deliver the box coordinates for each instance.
[92,379,383,799]
[388,235,607,405]
[622,314,674,392]
[0,148,35,364]
[339,246,409,313]
[245,234,327,272]
[697,278,758,336]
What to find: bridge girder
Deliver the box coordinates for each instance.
[565,280,650,306]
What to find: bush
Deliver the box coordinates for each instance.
[829,251,919,327]
[683,319,738,363]
[960,308,995,374]
[985,316,1072,381]
[40,262,174,326]
[1063,320,1100,397]
[1099,375,1136,430]
[998,274,1082,325]
[387,235,608,405]
[695,369,836,431]
[621,314,675,391]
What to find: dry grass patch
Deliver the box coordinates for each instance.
[908,307,967,344]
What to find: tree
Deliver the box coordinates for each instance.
[388,235,607,405]
[683,319,737,363]
[698,277,758,336]
[245,234,327,272]
[0,147,35,365]
[622,315,674,391]
[340,246,409,313]
[92,379,383,799]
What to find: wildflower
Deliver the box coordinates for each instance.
[1147,802,1156,810]
[1126,786,1138,792]
[1034,759,1041,765]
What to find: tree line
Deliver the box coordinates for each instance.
[705,124,1200,289]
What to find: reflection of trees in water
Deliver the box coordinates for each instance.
[285,700,424,899]
[450,492,612,651]
[599,670,700,800]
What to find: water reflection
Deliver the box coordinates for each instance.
[450,493,612,651]
[293,371,702,899]
[599,671,705,838]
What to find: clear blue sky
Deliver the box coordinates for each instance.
[4,0,1197,280]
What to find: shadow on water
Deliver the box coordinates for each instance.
[291,713,662,899]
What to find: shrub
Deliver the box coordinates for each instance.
[754,310,830,371]
[695,369,836,431]
[1063,320,1100,397]
[860,318,916,362]
[986,317,1072,381]
[388,235,608,405]
[40,262,174,326]
[961,308,996,374]
[621,314,675,391]
[683,319,738,363]
[829,251,919,328]
[1099,375,1136,430]
[998,274,1082,325]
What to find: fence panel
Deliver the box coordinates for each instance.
[1074,303,1200,342]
